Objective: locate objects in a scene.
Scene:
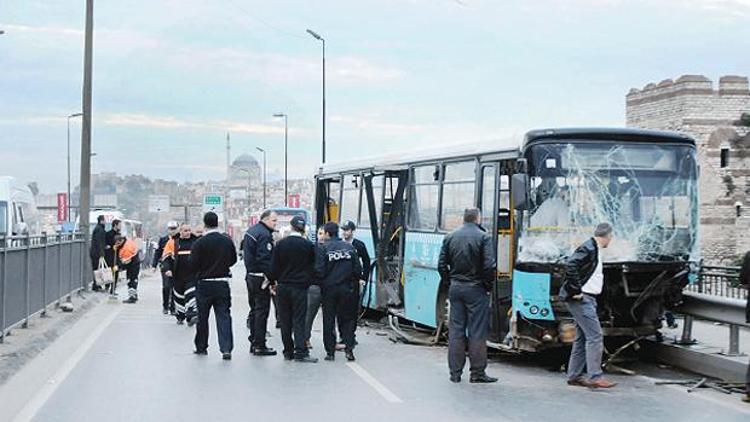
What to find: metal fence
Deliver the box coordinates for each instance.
[685,265,747,300]
[0,233,88,342]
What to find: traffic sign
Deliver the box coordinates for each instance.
[288,194,301,208]
[148,195,170,213]
[202,194,224,214]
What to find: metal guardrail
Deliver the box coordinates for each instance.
[0,233,88,342]
[685,265,747,300]
[677,265,748,357]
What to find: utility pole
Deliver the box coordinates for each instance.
[226,132,231,182]
[273,113,289,206]
[256,147,267,209]
[306,29,326,164]
[67,113,83,222]
[79,0,94,270]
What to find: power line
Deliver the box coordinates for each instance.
[223,0,307,40]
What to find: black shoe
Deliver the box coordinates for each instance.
[194,350,208,355]
[123,297,137,304]
[450,375,461,383]
[324,353,335,361]
[187,317,197,327]
[169,310,176,316]
[162,308,169,315]
[92,285,102,292]
[177,320,185,325]
[295,356,319,363]
[252,347,277,356]
[345,350,356,361]
[283,354,294,361]
[246,319,252,330]
[222,353,232,360]
[469,374,498,384]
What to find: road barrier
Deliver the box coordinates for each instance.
[0,233,88,342]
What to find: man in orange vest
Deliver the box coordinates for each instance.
[116,235,141,304]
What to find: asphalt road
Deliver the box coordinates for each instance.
[1,268,749,422]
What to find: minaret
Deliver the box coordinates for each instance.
[226,132,231,182]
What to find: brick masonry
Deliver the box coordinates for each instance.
[626,75,750,264]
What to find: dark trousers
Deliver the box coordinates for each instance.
[161,272,174,312]
[195,280,233,353]
[448,283,489,378]
[173,277,196,322]
[305,285,322,342]
[124,261,140,299]
[246,275,271,348]
[90,255,101,290]
[277,284,310,358]
[322,282,358,354]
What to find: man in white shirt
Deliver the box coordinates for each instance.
[560,223,616,389]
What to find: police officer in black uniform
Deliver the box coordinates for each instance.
[153,221,179,314]
[243,210,278,356]
[190,212,237,360]
[315,222,362,361]
[269,215,317,363]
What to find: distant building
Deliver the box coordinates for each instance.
[626,74,750,264]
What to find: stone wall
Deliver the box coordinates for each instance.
[626,75,750,264]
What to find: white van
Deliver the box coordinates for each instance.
[0,176,41,236]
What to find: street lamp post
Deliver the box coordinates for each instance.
[273,113,288,207]
[67,113,83,222]
[256,147,267,209]
[306,29,325,164]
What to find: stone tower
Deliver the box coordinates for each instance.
[626,75,750,264]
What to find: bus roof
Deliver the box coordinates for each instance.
[524,127,695,148]
[317,138,520,176]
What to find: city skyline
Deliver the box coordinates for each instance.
[2,0,749,193]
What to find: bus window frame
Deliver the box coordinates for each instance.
[340,172,363,227]
[361,172,385,230]
[438,159,479,233]
[407,163,441,233]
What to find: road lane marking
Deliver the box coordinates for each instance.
[13,307,122,422]
[347,362,403,403]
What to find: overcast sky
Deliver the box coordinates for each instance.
[1,0,749,194]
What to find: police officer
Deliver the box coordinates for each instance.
[243,210,278,356]
[437,208,498,384]
[341,220,371,287]
[269,216,317,363]
[315,222,362,361]
[154,221,179,315]
[190,212,237,360]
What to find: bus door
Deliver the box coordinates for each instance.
[364,170,408,308]
[315,177,341,227]
[479,162,515,342]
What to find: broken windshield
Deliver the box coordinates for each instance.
[516,142,698,264]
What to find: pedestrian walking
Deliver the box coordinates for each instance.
[190,212,237,360]
[304,227,327,349]
[269,216,318,363]
[243,210,278,356]
[315,222,362,361]
[560,223,617,389]
[153,221,179,315]
[438,208,498,384]
[90,215,106,292]
[738,250,750,403]
[116,235,141,304]
[162,224,199,325]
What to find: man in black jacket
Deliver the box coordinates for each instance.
[738,251,750,403]
[315,222,362,361]
[153,221,178,314]
[438,208,497,384]
[243,210,278,356]
[342,220,371,284]
[104,219,122,295]
[90,215,107,291]
[269,216,317,363]
[190,212,237,360]
[560,223,617,389]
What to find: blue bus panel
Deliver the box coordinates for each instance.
[402,231,445,328]
[511,270,555,321]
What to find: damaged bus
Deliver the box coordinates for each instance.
[314,128,699,352]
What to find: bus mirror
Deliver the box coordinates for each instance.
[511,174,529,210]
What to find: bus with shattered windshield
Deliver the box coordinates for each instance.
[314,128,699,352]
